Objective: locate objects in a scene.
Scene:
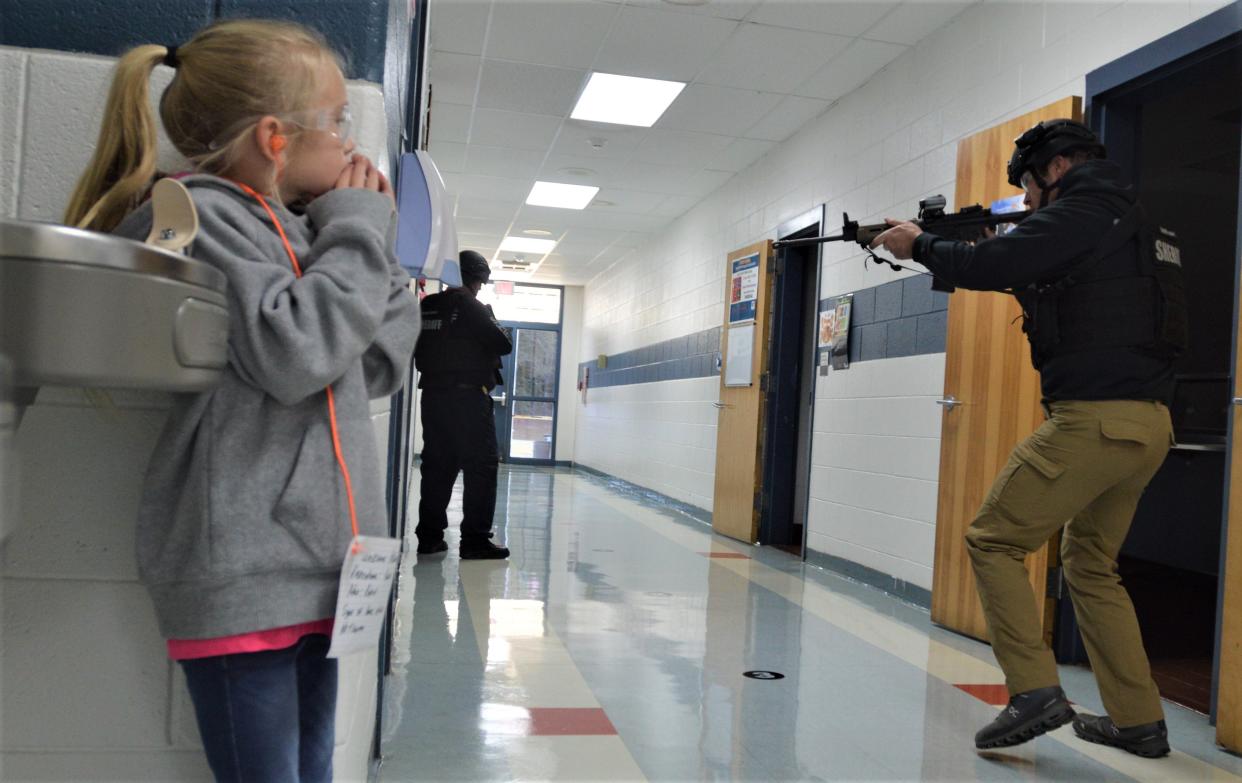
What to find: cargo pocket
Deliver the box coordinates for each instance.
[1099,419,1153,447]
[273,424,349,567]
[989,443,1066,517]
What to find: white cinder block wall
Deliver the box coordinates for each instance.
[576,0,1232,588]
[0,46,392,781]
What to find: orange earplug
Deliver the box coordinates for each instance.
[271,134,287,154]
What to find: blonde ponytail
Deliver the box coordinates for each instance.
[65,20,339,232]
[63,45,167,232]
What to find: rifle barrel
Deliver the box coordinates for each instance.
[772,232,848,249]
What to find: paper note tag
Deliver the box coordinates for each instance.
[327,535,402,658]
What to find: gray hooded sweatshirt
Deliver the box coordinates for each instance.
[115,175,420,640]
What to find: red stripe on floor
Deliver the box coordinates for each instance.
[954,683,1010,705]
[527,707,618,736]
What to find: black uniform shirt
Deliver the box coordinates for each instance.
[911,160,1174,404]
[415,288,513,389]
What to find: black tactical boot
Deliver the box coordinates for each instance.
[416,539,448,555]
[1073,715,1169,758]
[460,538,509,560]
[975,686,1075,749]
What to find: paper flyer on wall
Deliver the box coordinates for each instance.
[729,253,760,325]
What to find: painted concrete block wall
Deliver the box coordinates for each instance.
[577,0,1231,583]
[0,46,392,781]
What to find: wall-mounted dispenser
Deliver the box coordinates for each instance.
[394,150,461,286]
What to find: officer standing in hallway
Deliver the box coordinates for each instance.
[872,120,1186,757]
[415,250,513,559]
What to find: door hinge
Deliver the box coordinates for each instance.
[754,491,765,512]
[1046,566,1064,599]
[759,372,770,392]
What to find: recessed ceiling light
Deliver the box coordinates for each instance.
[499,236,557,254]
[523,229,553,236]
[558,166,597,178]
[526,181,599,210]
[571,72,686,127]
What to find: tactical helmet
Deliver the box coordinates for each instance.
[459,250,492,285]
[1007,119,1105,188]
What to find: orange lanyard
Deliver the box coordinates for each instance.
[235,182,361,545]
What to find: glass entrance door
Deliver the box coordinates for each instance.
[494,326,560,464]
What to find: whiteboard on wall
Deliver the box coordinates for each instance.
[724,323,754,387]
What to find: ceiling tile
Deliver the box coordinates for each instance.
[794,39,907,102]
[747,1,898,37]
[609,161,705,195]
[475,60,587,115]
[453,194,521,220]
[464,145,546,180]
[468,109,563,150]
[656,83,783,136]
[550,121,647,160]
[446,171,535,202]
[741,94,830,141]
[539,153,634,183]
[593,5,739,82]
[589,187,671,214]
[427,140,467,173]
[649,194,703,218]
[428,0,490,55]
[426,101,473,145]
[486,1,619,69]
[865,1,977,46]
[709,137,777,172]
[622,0,762,22]
[452,215,511,236]
[631,129,734,169]
[427,52,482,106]
[697,22,853,93]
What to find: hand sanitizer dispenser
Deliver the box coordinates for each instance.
[394,150,461,286]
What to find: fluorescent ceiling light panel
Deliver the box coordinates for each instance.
[499,236,558,254]
[525,181,599,210]
[571,72,686,127]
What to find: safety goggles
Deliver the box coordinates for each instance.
[284,104,354,145]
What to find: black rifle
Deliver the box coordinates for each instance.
[772,195,1032,292]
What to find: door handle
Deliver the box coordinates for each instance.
[935,396,962,412]
[713,401,733,409]
[491,391,507,407]
[1234,398,1242,406]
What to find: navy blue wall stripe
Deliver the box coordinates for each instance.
[580,275,951,390]
[0,0,392,82]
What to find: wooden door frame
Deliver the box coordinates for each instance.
[1084,2,1242,735]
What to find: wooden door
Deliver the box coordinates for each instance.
[1216,266,1242,752]
[712,241,774,543]
[930,97,1082,642]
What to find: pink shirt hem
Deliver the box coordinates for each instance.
[167,619,335,660]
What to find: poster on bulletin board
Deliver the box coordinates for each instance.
[729,253,760,325]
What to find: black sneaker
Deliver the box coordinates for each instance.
[416,539,448,555]
[460,539,509,560]
[1073,715,1169,758]
[975,686,1075,749]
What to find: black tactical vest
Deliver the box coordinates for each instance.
[1019,205,1188,370]
[415,290,503,387]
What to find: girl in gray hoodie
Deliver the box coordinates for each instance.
[64,19,420,782]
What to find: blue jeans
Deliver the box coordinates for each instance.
[180,634,337,782]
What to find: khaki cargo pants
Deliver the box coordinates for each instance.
[966,399,1171,727]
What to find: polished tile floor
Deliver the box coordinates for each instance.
[379,466,1242,782]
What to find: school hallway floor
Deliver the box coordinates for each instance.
[378,465,1242,782]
